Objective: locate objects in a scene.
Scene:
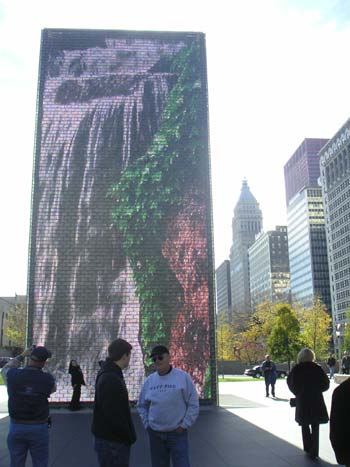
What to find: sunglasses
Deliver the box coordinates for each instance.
[151,355,165,362]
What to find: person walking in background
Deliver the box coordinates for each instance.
[1,346,56,467]
[341,351,350,374]
[287,348,329,460]
[91,338,136,467]
[327,354,336,379]
[261,354,277,397]
[330,376,350,467]
[68,359,86,411]
[138,345,199,467]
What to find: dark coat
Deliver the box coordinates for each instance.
[330,377,350,465]
[287,361,329,426]
[91,359,136,445]
[68,364,86,386]
[261,360,277,384]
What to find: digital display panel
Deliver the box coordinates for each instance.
[28,29,216,402]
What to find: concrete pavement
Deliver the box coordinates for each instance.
[0,379,339,466]
[219,377,338,465]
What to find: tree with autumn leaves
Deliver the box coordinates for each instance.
[296,297,332,359]
[4,303,27,350]
[217,298,332,363]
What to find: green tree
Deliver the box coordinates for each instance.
[217,322,236,360]
[4,303,27,349]
[298,297,332,359]
[249,300,280,346]
[342,309,350,353]
[268,304,302,369]
[232,300,281,362]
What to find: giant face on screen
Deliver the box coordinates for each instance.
[28,29,215,401]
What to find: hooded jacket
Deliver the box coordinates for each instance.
[91,359,136,445]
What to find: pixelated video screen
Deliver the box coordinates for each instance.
[28,29,215,402]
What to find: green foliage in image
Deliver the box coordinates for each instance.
[109,41,207,353]
[203,365,212,399]
[268,304,302,368]
[4,303,27,350]
[296,297,332,360]
[218,377,260,382]
[342,309,350,353]
[217,322,236,360]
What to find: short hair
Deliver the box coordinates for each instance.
[108,339,132,361]
[297,348,315,363]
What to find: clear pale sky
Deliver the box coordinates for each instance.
[0,0,350,296]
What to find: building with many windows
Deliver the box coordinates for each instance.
[287,187,331,310]
[229,179,262,322]
[284,138,328,206]
[319,118,350,352]
[215,260,232,323]
[248,226,290,309]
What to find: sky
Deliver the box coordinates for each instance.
[0,0,350,296]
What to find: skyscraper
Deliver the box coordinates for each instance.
[215,260,232,322]
[287,187,331,310]
[284,137,331,313]
[229,179,262,322]
[284,138,328,206]
[319,118,350,353]
[248,226,290,309]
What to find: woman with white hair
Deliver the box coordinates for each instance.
[287,348,329,460]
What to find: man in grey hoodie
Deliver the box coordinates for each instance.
[137,345,199,467]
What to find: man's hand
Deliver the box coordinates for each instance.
[21,347,33,357]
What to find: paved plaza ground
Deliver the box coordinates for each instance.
[0,378,340,466]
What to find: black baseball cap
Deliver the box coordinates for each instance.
[30,346,52,362]
[150,345,169,358]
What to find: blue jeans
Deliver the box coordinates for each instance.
[7,421,49,467]
[329,366,335,378]
[94,437,131,467]
[148,428,190,467]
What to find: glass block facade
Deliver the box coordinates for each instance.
[28,29,216,402]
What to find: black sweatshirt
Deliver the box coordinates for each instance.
[91,359,136,445]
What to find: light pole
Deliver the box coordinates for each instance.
[335,322,342,373]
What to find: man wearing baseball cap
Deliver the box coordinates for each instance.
[1,345,56,467]
[137,345,199,467]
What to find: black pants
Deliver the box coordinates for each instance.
[69,384,81,410]
[342,368,349,374]
[264,378,275,396]
[301,424,319,458]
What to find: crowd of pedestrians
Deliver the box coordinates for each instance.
[1,339,199,467]
[2,342,350,466]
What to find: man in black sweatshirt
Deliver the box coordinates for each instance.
[92,338,136,467]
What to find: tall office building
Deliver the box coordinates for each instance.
[284,138,328,206]
[229,179,262,322]
[248,226,290,309]
[319,119,350,352]
[215,260,232,322]
[287,187,331,310]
